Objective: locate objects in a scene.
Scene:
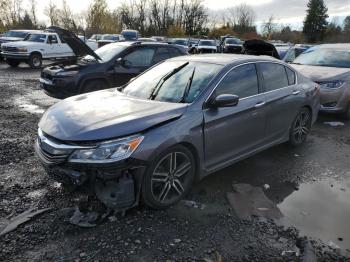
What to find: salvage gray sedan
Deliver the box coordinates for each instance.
[35,54,320,209]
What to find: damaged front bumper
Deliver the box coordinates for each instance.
[34,137,147,210]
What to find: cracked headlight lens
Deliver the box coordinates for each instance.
[69,135,144,163]
[318,81,345,89]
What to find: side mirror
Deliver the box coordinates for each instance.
[211,94,239,108]
[116,57,132,68]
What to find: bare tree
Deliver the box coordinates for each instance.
[29,0,37,28]
[44,1,60,26]
[234,3,256,34]
[262,15,276,39]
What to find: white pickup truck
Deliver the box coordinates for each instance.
[1,31,77,68]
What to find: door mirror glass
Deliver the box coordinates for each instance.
[211,94,239,108]
[116,57,132,68]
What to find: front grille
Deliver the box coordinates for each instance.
[35,140,69,165]
[41,71,53,80]
[2,46,18,52]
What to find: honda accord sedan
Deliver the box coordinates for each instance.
[35,54,320,210]
[291,44,350,119]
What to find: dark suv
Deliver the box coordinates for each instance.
[40,27,187,99]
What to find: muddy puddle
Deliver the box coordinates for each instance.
[278,178,350,250]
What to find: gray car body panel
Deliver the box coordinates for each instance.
[39,54,319,181]
[291,64,350,113]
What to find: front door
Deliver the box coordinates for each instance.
[112,47,156,87]
[203,63,267,170]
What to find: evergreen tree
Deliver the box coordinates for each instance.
[19,12,34,29]
[303,0,328,43]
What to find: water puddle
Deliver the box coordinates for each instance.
[278,179,350,250]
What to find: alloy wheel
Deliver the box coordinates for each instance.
[151,152,192,205]
[292,110,310,143]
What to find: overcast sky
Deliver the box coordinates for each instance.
[23,0,350,28]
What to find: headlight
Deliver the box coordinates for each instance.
[16,47,27,52]
[68,135,144,163]
[56,71,79,76]
[318,81,345,89]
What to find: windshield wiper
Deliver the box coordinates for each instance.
[179,67,196,103]
[149,62,189,100]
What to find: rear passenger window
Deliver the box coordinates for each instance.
[285,67,296,85]
[153,47,171,64]
[260,63,289,92]
[215,64,259,99]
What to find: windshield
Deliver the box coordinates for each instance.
[103,35,119,41]
[226,38,241,44]
[122,31,137,40]
[199,40,215,46]
[3,31,28,38]
[293,48,350,68]
[122,61,223,103]
[174,39,188,46]
[24,34,47,43]
[83,44,127,62]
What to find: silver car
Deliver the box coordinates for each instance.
[35,55,320,209]
[291,44,350,119]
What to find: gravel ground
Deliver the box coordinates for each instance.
[0,62,349,261]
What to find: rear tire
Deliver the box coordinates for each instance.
[28,53,42,69]
[289,107,311,146]
[6,59,20,67]
[141,145,195,209]
[82,80,107,94]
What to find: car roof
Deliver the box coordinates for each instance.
[314,43,350,49]
[107,41,183,48]
[8,29,40,33]
[169,54,278,65]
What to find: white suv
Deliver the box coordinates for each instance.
[1,31,75,68]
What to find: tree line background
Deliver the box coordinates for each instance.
[0,0,349,43]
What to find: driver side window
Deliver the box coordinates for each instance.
[215,64,259,99]
[123,47,156,67]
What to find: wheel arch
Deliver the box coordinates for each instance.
[178,142,201,182]
[78,77,111,93]
[29,51,43,58]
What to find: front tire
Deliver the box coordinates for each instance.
[28,53,42,69]
[141,145,195,209]
[289,108,311,146]
[6,59,20,67]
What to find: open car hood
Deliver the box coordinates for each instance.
[47,26,101,60]
[243,39,280,59]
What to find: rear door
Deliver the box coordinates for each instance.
[112,46,156,87]
[203,63,267,170]
[258,62,301,141]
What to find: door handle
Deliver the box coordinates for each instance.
[292,90,300,95]
[254,101,266,108]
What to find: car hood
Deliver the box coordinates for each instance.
[39,89,187,142]
[47,26,101,60]
[243,39,280,59]
[291,64,350,81]
[0,37,23,42]
[2,41,43,48]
